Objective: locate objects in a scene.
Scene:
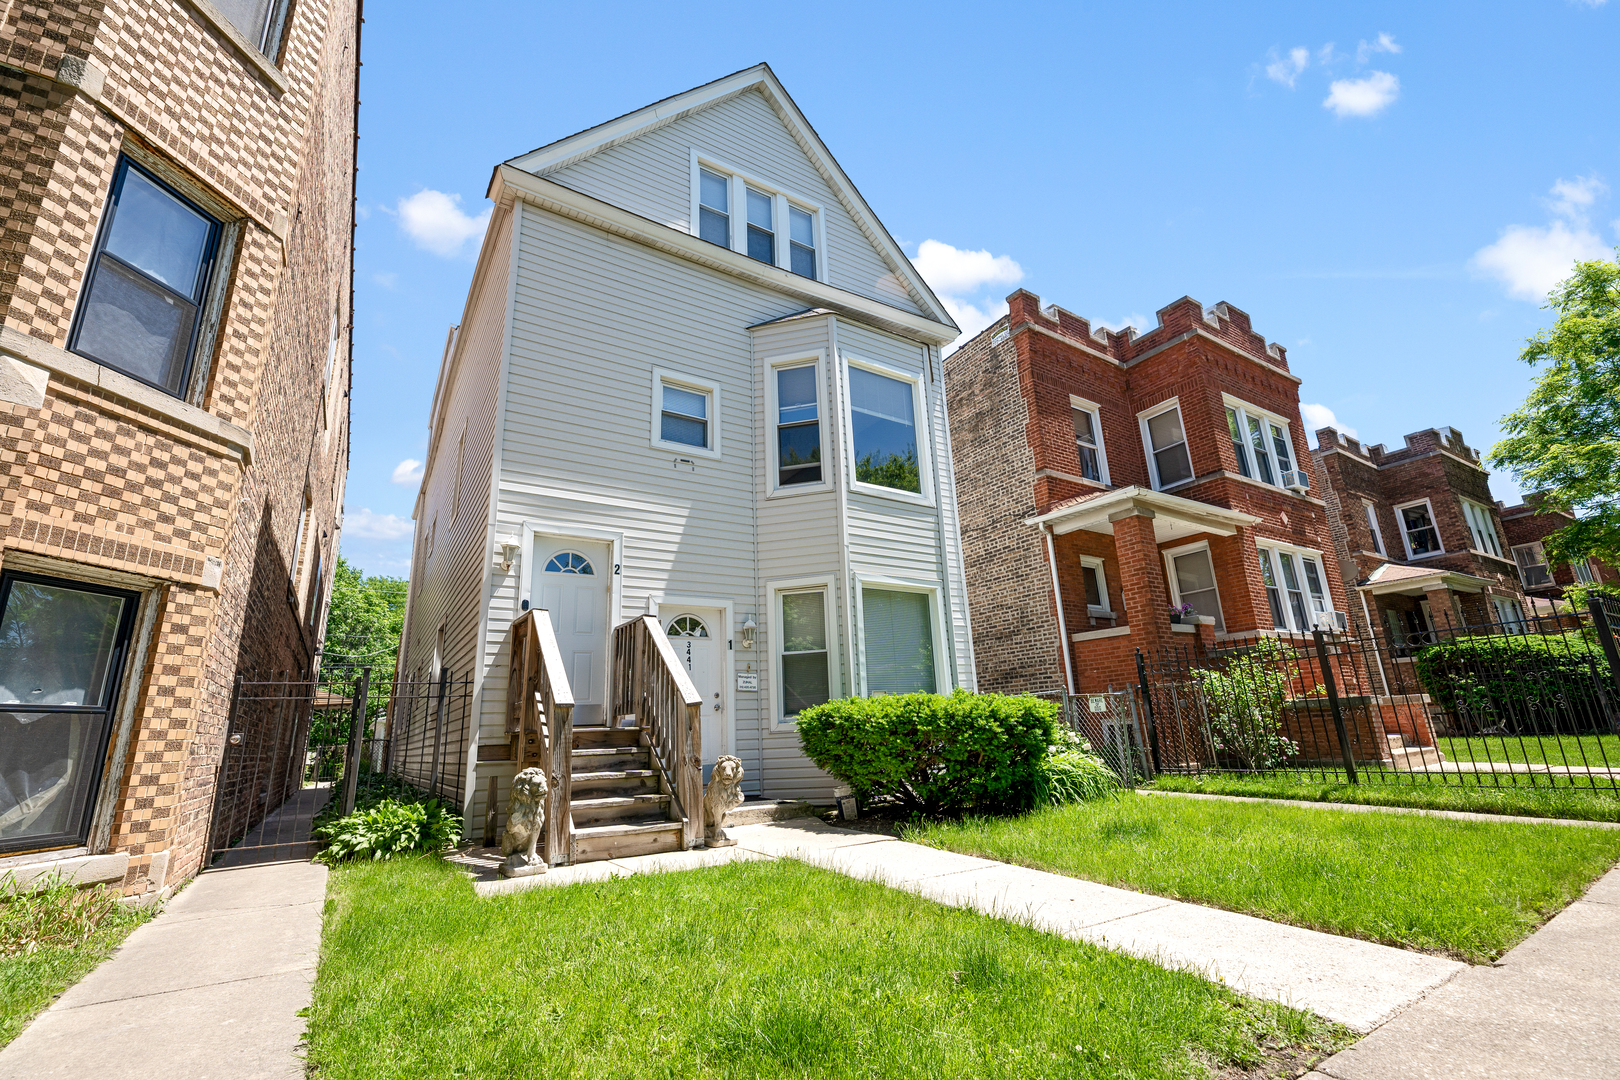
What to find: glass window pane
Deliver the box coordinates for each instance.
[778,366,817,424]
[778,424,822,485]
[1302,558,1327,612]
[699,169,728,211]
[1364,502,1384,554]
[747,226,775,264]
[790,243,815,279]
[105,168,213,298]
[782,652,830,715]
[1146,408,1184,450]
[698,207,729,247]
[1270,423,1293,472]
[212,0,275,50]
[1082,566,1102,608]
[1154,443,1193,486]
[662,384,707,420]
[1258,550,1287,629]
[1072,409,1096,445]
[850,367,920,493]
[862,589,935,694]
[1402,505,1440,554]
[782,591,827,653]
[1227,408,1252,478]
[0,711,106,846]
[747,188,773,229]
[0,580,126,707]
[1247,416,1275,485]
[789,206,814,246]
[75,256,197,393]
[660,412,706,447]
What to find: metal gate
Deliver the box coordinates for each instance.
[1059,688,1153,785]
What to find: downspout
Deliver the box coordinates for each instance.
[1358,587,1391,697]
[1044,523,1076,694]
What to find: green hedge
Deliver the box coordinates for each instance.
[796,690,1061,816]
[1413,632,1612,734]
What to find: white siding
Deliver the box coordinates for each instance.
[545,88,925,318]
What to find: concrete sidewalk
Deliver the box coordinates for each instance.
[0,799,329,1080]
[1305,864,1620,1080]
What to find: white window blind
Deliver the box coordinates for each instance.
[861,588,935,694]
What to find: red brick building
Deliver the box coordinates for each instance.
[1497,493,1620,604]
[945,291,1350,697]
[0,0,358,895]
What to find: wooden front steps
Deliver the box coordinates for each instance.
[570,725,685,863]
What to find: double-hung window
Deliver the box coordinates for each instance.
[849,363,923,496]
[1363,500,1386,556]
[1070,397,1108,484]
[692,158,821,281]
[774,362,822,488]
[1141,402,1193,489]
[778,588,830,720]
[1460,500,1503,558]
[216,0,292,56]
[1079,556,1112,615]
[1511,542,1553,588]
[1164,543,1223,630]
[1572,559,1598,585]
[1396,500,1442,558]
[1257,543,1331,632]
[861,586,937,694]
[651,370,719,456]
[0,572,140,855]
[71,158,222,397]
[1491,596,1526,630]
[1224,399,1303,489]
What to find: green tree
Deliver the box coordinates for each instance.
[318,557,407,734]
[1488,253,1620,568]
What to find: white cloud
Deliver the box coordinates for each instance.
[396,190,491,257]
[1471,220,1609,301]
[345,508,414,541]
[1547,174,1607,219]
[1300,403,1357,439]
[1356,32,1401,63]
[1097,313,1154,335]
[911,239,1025,351]
[391,458,425,485]
[1323,71,1400,118]
[372,271,398,290]
[1266,46,1309,88]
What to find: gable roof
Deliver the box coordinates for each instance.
[503,64,956,333]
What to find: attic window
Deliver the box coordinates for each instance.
[691,157,821,281]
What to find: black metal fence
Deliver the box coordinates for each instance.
[385,669,475,805]
[1133,595,1620,794]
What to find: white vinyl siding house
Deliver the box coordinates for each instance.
[398,66,968,825]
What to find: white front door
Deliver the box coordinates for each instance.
[661,606,725,774]
[534,540,612,725]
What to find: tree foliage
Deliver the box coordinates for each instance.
[323,556,407,664]
[1488,253,1620,566]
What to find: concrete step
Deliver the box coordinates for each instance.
[570,793,672,827]
[1388,745,1445,771]
[573,820,684,863]
[725,799,815,826]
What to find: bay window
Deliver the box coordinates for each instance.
[861,586,937,694]
[1257,543,1332,632]
[1141,402,1193,489]
[773,361,822,488]
[849,364,922,495]
[1460,499,1503,558]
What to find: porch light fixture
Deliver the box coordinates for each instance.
[497,540,522,573]
[741,614,757,649]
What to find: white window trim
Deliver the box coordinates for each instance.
[1068,393,1110,486]
[1460,498,1504,559]
[1256,540,1332,632]
[768,573,837,731]
[688,149,827,282]
[1511,542,1553,589]
[517,521,625,627]
[1572,558,1598,585]
[1394,498,1444,560]
[650,367,722,459]
[1362,499,1386,557]
[1491,595,1526,630]
[764,350,832,497]
[1220,394,1302,490]
[1137,397,1194,492]
[843,352,934,506]
[852,574,949,699]
[1161,540,1225,628]
[1078,554,1114,616]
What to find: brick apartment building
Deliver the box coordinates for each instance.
[0,0,358,895]
[945,290,1351,698]
[1311,426,1543,644]
[1497,493,1619,604]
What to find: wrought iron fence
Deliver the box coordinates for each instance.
[385,669,475,806]
[1133,595,1620,794]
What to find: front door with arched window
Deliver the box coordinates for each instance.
[661,606,725,776]
[533,540,611,725]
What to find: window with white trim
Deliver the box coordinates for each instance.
[861,586,937,694]
[1572,559,1597,585]
[849,363,923,496]
[1460,499,1503,558]
[1141,402,1193,489]
[1491,596,1525,630]
[1511,542,1553,588]
[1363,499,1385,556]
[778,588,830,719]
[772,360,823,489]
[1396,500,1442,558]
[216,0,292,57]
[1257,543,1331,631]
[1079,555,1112,615]
[692,159,821,281]
[651,369,720,457]
[1164,543,1223,631]
[1224,399,1303,490]
[1070,397,1108,484]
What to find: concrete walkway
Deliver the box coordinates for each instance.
[0,796,330,1080]
[1305,864,1620,1080]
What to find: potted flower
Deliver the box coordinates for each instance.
[1167,602,1197,624]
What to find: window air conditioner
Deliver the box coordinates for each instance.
[1312,610,1348,633]
[1281,470,1309,492]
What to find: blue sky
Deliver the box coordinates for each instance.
[339,0,1619,577]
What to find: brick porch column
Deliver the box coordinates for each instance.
[1424,587,1460,636]
[1110,507,1176,658]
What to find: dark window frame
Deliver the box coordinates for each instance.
[0,570,141,856]
[68,156,223,399]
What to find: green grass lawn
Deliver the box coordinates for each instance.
[906,792,1620,963]
[1150,773,1620,822]
[1436,734,1620,768]
[1,898,155,1047]
[307,856,1348,1080]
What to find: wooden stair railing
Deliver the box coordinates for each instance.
[611,614,703,850]
[506,609,575,865]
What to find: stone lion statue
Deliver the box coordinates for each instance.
[703,755,745,847]
[498,767,548,878]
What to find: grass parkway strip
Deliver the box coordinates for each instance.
[1149,774,1620,823]
[906,791,1620,963]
